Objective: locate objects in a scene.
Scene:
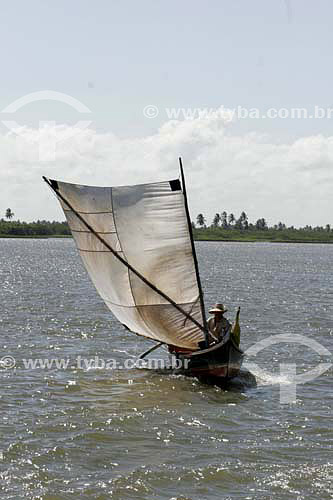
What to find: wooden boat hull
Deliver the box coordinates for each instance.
[171,337,244,382]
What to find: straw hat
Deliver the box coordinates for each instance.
[209,303,228,314]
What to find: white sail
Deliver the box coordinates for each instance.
[47,178,206,349]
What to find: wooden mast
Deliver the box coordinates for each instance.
[179,157,209,345]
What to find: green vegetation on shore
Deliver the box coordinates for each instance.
[193,227,333,243]
[0,218,71,238]
[193,211,333,243]
[1,207,333,243]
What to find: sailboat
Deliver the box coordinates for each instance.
[43,158,244,382]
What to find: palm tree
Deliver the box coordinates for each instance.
[256,218,268,230]
[228,213,235,227]
[5,208,14,220]
[196,213,206,228]
[240,211,247,220]
[234,211,248,230]
[212,213,221,227]
[220,211,228,229]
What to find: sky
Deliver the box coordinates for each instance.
[1,0,333,226]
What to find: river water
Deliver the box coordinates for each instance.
[0,239,332,499]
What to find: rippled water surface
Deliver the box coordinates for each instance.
[0,239,332,499]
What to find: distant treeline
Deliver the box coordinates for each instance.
[0,219,70,237]
[192,211,333,242]
[194,211,332,233]
[1,207,333,242]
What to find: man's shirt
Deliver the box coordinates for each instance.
[208,316,231,341]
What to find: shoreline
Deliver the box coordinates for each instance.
[1,235,332,244]
[195,238,333,244]
[0,235,72,239]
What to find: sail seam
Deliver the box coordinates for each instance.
[103,299,199,308]
[71,230,117,234]
[62,178,180,189]
[64,209,113,214]
[77,248,121,253]
[110,187,154,337]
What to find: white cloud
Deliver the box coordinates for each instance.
[0,107,332,226]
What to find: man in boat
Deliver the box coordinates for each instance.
[208,303,231,343]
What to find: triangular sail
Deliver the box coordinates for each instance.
[45,177,206,349]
